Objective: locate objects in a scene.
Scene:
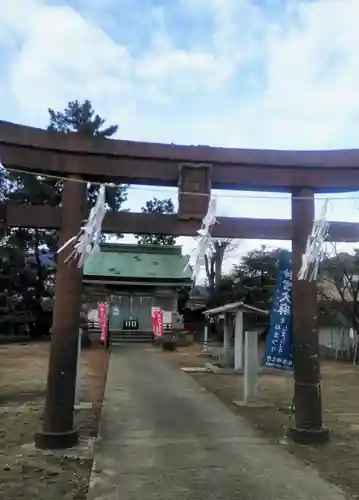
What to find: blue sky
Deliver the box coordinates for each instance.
[1,0,359,270]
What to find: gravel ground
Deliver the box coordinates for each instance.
[0,341,109,500]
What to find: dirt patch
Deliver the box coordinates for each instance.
[163,344,359,499]
[0,342,109,500]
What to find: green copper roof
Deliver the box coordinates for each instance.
[83,244,192,281]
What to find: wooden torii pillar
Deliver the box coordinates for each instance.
[290,188,329,443]
[35,177,86,449]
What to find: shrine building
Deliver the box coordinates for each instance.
[83,243,192,341]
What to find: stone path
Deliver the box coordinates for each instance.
[87,346,349,500]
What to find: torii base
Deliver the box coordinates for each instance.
[289,426,330,445]
[34,428,79,450]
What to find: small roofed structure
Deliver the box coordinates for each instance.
[204,301,268,317]
[203,301,268,405]
[203,301,268,369]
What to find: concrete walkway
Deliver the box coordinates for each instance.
[87,346,349,500]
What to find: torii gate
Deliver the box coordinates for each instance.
[2,120,359,448]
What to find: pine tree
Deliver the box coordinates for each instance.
[3,100,128,336]
[135,197,176,245]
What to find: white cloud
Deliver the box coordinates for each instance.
[1,0,235,128]
[1,0,358,143]
[3,2,137,125]
[2,0,359,148]
[260,0,359,146]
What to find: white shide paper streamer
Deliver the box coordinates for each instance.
[57,184,107,267]
[184,197,217,284]
[297,199,329,282]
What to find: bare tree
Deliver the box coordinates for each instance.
[204,239,239,294]
[318,243,359,333]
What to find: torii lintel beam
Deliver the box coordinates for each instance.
[3,203,359,243]
[1,120,359,190]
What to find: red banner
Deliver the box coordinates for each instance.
[152,307,163,337]
[98,302,108,343]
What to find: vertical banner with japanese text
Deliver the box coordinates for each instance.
[152,307,163,338]
[98,302,108,344]
[264,253,293,370]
